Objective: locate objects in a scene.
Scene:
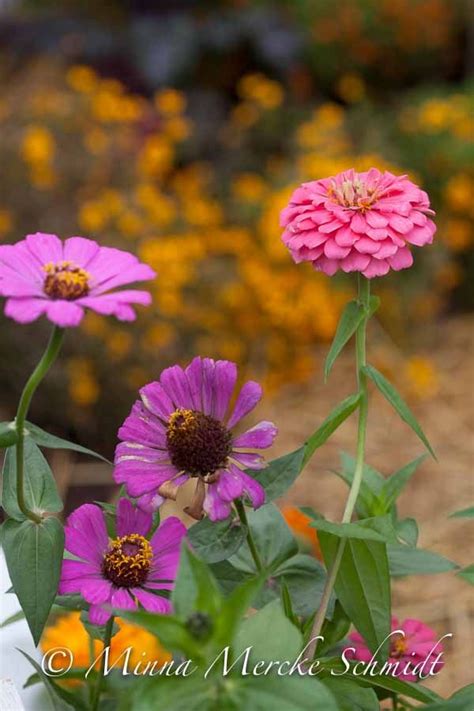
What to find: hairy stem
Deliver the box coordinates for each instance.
[15,326,64,523]
[91,616,114,711]
[306,275,370,660]
[235,499,264,572]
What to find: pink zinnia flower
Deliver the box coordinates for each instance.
[59,498,186,625]
[0,233,155,326]
[346,616,445,682]
[114,357,277,521]
[280,168,436,278]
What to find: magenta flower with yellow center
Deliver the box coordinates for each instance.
[280,168,436,278]
[0,232,155,326]
[114,357,277,521]
[59,498,186,625]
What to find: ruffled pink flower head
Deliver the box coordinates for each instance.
[114,357,277,522]
[280,168,436,278]
[0,233,156,326]
[59,498,187,625]
[346,616,445,682]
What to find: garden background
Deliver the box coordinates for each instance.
[0,0,472,700]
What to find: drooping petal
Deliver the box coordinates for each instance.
[89,605,112,625]
[45,300,84,327]
[238,469,266,509]
[203,483,233,521]
[4,298,48,324]
[81,579,114,605]
[110,587,137,611]
[216,467,244,502]
[133,588,172,614]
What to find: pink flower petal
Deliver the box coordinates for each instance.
[4,298,48,324]
[116,498,152,537]
[233,420,277,449]
[133,588,172,614]
[227,381,262,429]
[45,300,84,327]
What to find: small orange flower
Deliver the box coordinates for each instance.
[282,505,322,560]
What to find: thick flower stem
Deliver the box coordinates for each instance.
[15,326,65,524]
[306,275,371,660]
[91,616,114,711]
[235,499,264,572]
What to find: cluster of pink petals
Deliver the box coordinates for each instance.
[347,617,444,682]
[0,233,155,327]
[280,169,436,278]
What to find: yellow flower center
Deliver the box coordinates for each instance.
[43,261,90,300]
[390,634,408,658]
[328,179,379,211]
[102,533,153,588]
[166,408,232,477]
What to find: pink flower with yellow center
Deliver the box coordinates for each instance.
[0,233,155,326]
[346,616,445,682]
[59,498,186,625]
[280,168,436,278]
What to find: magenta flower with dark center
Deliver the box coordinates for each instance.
[114,357,278,521]
[280,168,436,278]
[0,232,155,326]
[59,498,186,625]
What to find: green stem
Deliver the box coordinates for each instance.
[306,275,371,660]
[91,616,114,711]
[15,326,64,523]
[235,499,264,572]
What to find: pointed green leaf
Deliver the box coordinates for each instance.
[19,650,88,710]
[2,439,63,520]
[0,421,17,448]
[234,599,302,663]
[319,532,391,660]
[252,446,306,501]
[395,518,419,547]
[322,679,379,711]
[304,393,361,465]
[457,565,474,585]
[363,365,436,458]
[307,512,399,543]
[449,505,474,519]
[381,455,427,510]
[172,543,222,619]
[324,300,365,380]
[187,514,247,563]
[273,554,331,618]
[3,517,64,645]
[357,674,441,704]
[388,545,458,576]
[217,574,266,645]
[25,421,110,463]
[120,609,201,660]
[332,454,384,518]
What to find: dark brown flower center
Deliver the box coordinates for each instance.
[43,261,90,300]
[166,408,232,477]
[102,533,152,588]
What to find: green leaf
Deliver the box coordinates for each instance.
[321,678,379,711]
[230,503,298,572]
[420,683,474,711]
[273,554,330,618]
[388,545,458,576]
[324,300,366,380]
[319,532,391,660]
[2,439,63,520]
[172,543,222,620]
[187,515,247,563]
[357,673,441,704]
[456,564,474,585]
[280,578,299,627]
[381,455,427,510]
[332,453,384,518]
[307,512,399,544]
[120,609,202,660]
[0,609,26,628]
[19,649,88,710]
[25,421,110,463]
[449,505,474,519]
[0,421,18,448]
[234,599,302,664]
[395,518,419,547]
[318,601,350,655]
[304,393,361,465]
[217,574,266,646]
[363,365,436,458]
[252,447,306,502]
[3,517,64,645]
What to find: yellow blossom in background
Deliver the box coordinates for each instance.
[442,219,472,251]
[0,209,13,237]
[68,358,100,407]
[237,73,284,109]
[66,65,98,94]
[336,73,366,103]
[21,125,55,164]
[444,174,474,213]
[404,356,439,399]
[232,173,268,203]
[41,613,171,676]
[154,88,186,115]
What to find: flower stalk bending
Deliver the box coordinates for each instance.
[15,326,64,523]
[307,275,371,659]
